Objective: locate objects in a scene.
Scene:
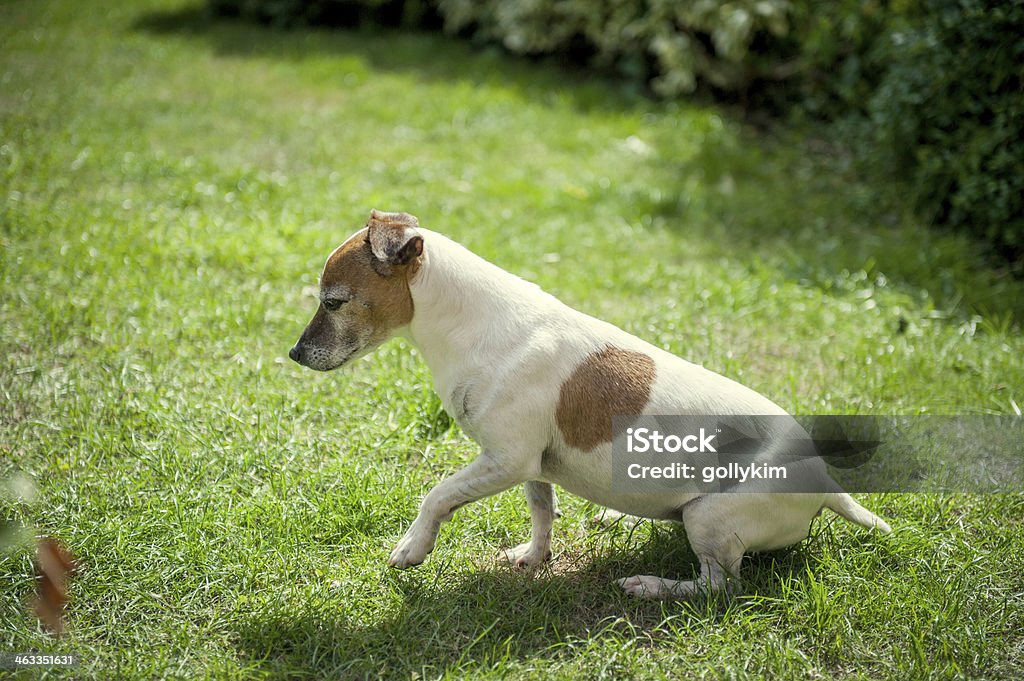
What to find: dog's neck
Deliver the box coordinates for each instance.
[405,229,559,386]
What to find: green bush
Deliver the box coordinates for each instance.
[781,0,895,117]
[864,0,1024,258]
[434,0,791,95]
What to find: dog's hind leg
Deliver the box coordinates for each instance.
[501,480,556,569]
[617,493,821,599]
[614,497,745,598]
[616,532,743,600]
[617,497,747,600]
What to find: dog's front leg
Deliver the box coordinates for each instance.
[388,452,523,568]
[500,481,556,569]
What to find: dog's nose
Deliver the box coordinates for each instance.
[288,345,302,364]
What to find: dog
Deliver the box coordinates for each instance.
[289,210,891,599]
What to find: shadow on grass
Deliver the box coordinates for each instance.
[231,523,818,677]
[133,5,1023,324]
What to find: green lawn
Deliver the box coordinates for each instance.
[2,0,1023,678]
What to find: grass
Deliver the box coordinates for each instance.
[1,0,1023,678]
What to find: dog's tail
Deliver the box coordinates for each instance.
[823,493,892,534]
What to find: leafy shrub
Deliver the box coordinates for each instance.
[780,0,896,117]
[864,0,1024,258]
[435,0,791,95]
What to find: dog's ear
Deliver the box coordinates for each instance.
[366,209,423,269]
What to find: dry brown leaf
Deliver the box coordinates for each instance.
[32,538,77,637]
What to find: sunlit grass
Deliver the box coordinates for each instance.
[1,0,1022,678]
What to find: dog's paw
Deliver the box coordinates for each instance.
[499,542,552,570]
[388,531,433,569]
[616,575,689,600]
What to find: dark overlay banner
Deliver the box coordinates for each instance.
[610,415,1024,493]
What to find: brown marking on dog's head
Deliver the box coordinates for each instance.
[289,210,424,371]
[556,346,656,451]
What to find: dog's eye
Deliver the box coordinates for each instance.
[322,298,345,311]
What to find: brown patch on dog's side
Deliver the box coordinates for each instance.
[556,346,656,451]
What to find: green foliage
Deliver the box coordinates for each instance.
[864,0,1024,258]
[782,0,895,116]
[435,0,791,95]
[783,0,1024,258]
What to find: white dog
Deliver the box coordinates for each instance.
[289,210,891,599]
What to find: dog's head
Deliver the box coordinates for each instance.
[289,209,424,371]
